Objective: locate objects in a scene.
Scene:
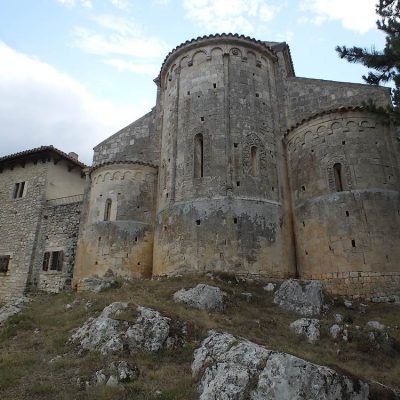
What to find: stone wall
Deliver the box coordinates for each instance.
[93,109,160,167]
[286,109,400,297]
[73,163,158,286]
[0,163,47,303]
[286,77,391,127]
[153,36,296,277]
[32,200,82,293]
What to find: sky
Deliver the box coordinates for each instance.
[0,0,387,164]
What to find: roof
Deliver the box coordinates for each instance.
[158,33,279,79]
[0,145,87,169]
[285,106,390,135]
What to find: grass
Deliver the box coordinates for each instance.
[0,274,399,399]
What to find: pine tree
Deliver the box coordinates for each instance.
[336,0,400,117]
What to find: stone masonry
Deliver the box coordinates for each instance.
[73,34,400,298]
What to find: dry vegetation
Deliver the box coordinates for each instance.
[0,274,399,399]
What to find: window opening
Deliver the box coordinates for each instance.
[0,256,10,273]
[13,181,26,199]
[194,133,204,178]
[333,163,344,192]
[351,239,356,248]
[104,199,112,221]
[250,146,259,177]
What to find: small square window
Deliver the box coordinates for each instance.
[0,256,10,273]
[43,251,64,272]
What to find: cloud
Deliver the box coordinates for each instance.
[0,42,150,164]
[182,0,281,33]
[109,0,130,9]
[56,0,92,8]
[299,0,377,34]
[104,59,160,76]
[71,15,167,59]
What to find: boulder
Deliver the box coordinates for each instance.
[366,321,385,331]
[329,324,342,340]
[289,318,320,344]
[80,275,117,293]
[334,313,343,323]
[273,280,324,316]
[94,361,138,386]
[193,331,398,400]
[0,296,30,324]
[69,302,186,356]
[173,284,225,311]
[263,283,276,292]
[68,302,129,356]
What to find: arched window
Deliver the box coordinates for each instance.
[194,133,204,178]
[104,199,112,221]
[333,163,343,192]
[250,146,259,177]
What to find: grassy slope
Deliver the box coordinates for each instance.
[0,274,399,400]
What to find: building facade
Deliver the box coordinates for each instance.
[0,146,86,303]
[73,34,400,298]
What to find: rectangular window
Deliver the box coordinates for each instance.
[13,181,26,199]
[43,251,63,272]
[0,256,10,273]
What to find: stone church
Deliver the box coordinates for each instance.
[1,34,400,302]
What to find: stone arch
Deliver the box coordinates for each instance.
[112,171,122,181]
[123,171,133,181]
[246,51,257,65]
[327,156,353,192]
[179,55,189,69]
[243,133,267,177]
[191,50,208,66]
[211,47,223,58]
[346,120,358,131]
[103,172,112,182]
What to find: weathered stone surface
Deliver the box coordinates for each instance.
[289,318,320,343]
[193,331,398,400]
[330,324,342,340]
[69,302,128,355]
[366,321,385,331]
[263,283,276,292]
[0,296,30,324]
[173,284,225,312]
[80,275,117,293]
[94,361,138,386]
[126,306,171,352]
[273,280,325,316]
[69,302,185,356]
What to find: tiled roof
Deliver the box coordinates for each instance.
[0,145,87,168]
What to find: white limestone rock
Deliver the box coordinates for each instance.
[70,302,186,356]
[126,306,171,352]
[192,331,392,400]
[263,283,276,292]
[366,321,385,331]
[173,284,225,312]
[330,324,343,340]
[94,361,138,386]
[69,302,129,356]
[0,296,30,324]
[290,318,320,344]
[334,313,343,323]
[273,279,325,316]
[80,275,117,293]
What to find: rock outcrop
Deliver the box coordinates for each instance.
[192,331,399,400]
[173,284,225,312]
[273,279,325,316]
[69,302,186,355]
[289,318,320,343]
[0,296,30,325]
[80,275,118,293]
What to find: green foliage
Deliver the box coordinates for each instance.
[336,1,400,120]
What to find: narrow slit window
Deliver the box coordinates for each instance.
[194,133,204,178]
[50,251,63,271]
[333,163,344,192]
[250,146,259,177]
[0,256,10,273]
[104,199,112,221]
[351,239,356,248]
